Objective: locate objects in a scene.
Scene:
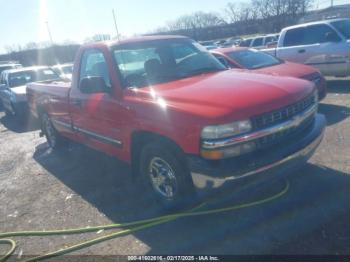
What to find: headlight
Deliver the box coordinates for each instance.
[201,120,252,139]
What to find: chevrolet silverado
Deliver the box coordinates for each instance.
[27,36,326,209]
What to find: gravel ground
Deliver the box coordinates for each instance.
[1,77,350,259]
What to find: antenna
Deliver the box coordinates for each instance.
[112,9,121,41]
[46,21,54,45]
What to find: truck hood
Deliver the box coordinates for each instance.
[128,70,315,123]
[253,61,318,78]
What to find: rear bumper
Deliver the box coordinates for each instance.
[187,114,326,197]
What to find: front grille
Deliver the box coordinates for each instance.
[252,94,315,130]
[251,93,316,149]
[256,114,314,149]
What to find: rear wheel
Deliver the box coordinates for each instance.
[41,113,67,149]
[140,140,196,210]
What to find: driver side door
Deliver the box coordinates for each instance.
[70,48,125,156]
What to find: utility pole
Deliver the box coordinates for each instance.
[331,0,334,7]
[112,9,120,41]
[45,21,54,45]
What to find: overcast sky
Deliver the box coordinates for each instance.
[0,0,348,54]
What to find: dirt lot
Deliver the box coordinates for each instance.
[1,78,350,258]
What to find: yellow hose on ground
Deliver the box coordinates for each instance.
[0,180,290,262]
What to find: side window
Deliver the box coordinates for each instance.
[284,25,341,47]
[304,24,341,44]
[283,27,306,47]
[79,49,111,90]
[252,38,263,47]
[264,36,275,45]
[240,39,252,47]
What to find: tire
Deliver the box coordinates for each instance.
[139,140,196,211]
[4,103,16,118]
[41,113,67,149]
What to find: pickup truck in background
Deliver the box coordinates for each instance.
[0,66,60,118]
[27,35,326,209]
[263,18,350,77]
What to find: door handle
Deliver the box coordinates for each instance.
[72,99,83,107]
[298,49,306,54]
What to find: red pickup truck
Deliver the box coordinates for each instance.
[27,35,326,209]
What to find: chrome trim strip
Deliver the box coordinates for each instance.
[202,103,318,150]
[74,126,123,147]
[52,119,122,147]
[192,129,324,189]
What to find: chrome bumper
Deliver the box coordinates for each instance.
[188,114,326,197]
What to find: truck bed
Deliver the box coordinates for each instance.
[27,80,71,118]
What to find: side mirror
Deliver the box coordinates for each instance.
[325,31,341,42]
[79,76,110,94]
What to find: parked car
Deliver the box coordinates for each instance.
[211,47,327,100]
[199,41,218,50]
[0,63,22,109]
[216,37,242,48]
[0,66,60,117]
[27,35,325,209]
[239,38,254,47]
[240,34,279,49]
[263,18,350,77]
[0,63,22,75]
[52,63,73,80]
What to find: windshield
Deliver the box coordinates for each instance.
[227,49,282,69]
[8,68,60,88]
[112,39,226,88]
[331,19,350,39]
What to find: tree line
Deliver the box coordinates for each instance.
[154,0,314,39]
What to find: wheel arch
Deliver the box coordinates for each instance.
[130,130,188,177]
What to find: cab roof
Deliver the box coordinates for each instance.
[83,35,189,49]
[283,18,349,31]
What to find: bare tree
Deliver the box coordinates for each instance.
[225,2,257,23]
[25,42,39,50]
[165,11,226,31]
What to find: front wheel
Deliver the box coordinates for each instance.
[140,140,196,210]
[41,113,67,149]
